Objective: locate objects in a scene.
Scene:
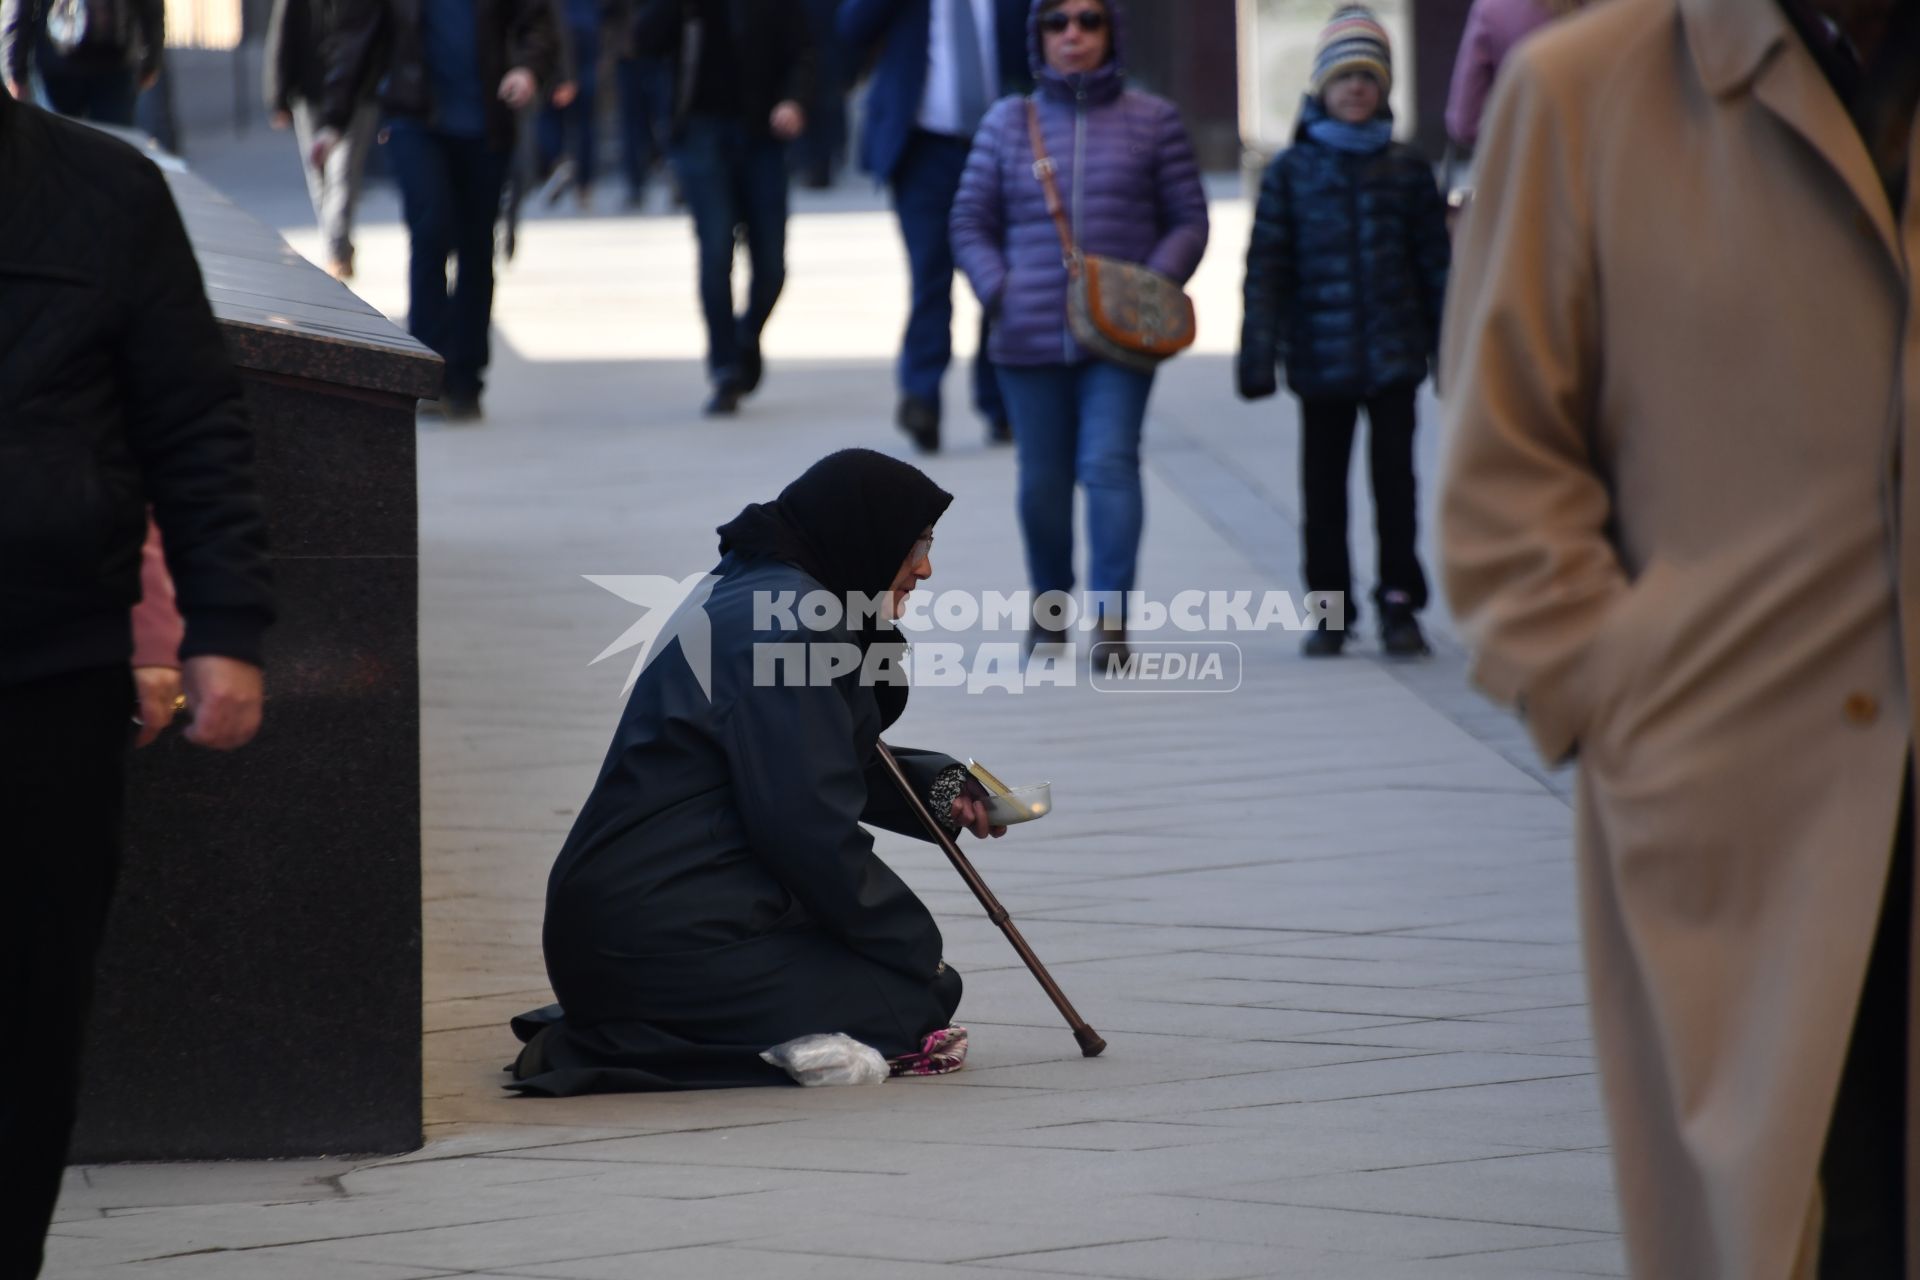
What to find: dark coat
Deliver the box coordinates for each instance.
[319,0,562,152]
[836,0,1030,182]
[0,92,273,687]
[1237,99,1452,402]
[510,555,964,1095]
[949,0,1209,367]
[631,0,815,142]
[0,0,163,85]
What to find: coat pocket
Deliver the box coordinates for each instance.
[1574,556,1685,767]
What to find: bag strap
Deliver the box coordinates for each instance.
[1025,97,1081,276]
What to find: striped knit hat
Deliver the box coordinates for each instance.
[1310,5,1392,97]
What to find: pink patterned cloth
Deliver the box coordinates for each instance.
[889,1025,969,1077]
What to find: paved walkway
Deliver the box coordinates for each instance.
[47,131,1616,1279]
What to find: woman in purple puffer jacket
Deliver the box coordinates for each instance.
[950,0,1209,652]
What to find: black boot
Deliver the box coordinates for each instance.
[1024,621,1069,655]
[1379,593,1430,659]
[1302,620,1346,658]
[898,395,940,454]
[1093,612,1129,666]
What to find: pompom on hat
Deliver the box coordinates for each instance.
[1310,5,1393,97]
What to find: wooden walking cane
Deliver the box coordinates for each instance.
[875,741,1107,1058]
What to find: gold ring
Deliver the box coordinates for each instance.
[171,694,188,713]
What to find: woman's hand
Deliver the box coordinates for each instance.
[949,793,1008,839]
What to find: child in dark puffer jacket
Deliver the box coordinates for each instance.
[1236,5,1451,658]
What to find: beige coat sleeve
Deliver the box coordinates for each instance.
[1438,50,1623,766]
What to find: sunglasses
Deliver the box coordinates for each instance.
[1040,10,1107,35]
[908,532,935,565]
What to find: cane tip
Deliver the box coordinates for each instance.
[1076,1029,1107,1057]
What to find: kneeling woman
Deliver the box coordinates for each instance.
[510,450,1002,1094]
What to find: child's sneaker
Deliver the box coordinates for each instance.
[1379,593,1430,658]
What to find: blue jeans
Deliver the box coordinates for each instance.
[537,21,599,189]
[386,124,509,400]
[669,116,789,386]
[891,129,1002,421]
[616,55,673,201]
[997,361,1156,604]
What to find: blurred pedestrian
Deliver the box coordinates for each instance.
[314,0,562,420]
[951,0,1207,652]
[1441,0,1919,1272]
[535,0,610,210]
[0,87,273,1279]
[1237,6,1449,659]
[840,0,1028,453]
[1443,0,1584,151]
[266,0,377,280]
[635,0,814,417]
[0,0,161,124]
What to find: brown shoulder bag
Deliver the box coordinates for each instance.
[1025,98,1197,374]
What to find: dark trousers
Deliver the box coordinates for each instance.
[537,21,600,190]
[1819,783,1912,1277]
[669,115,789,386]
[1298,385,1429,620]
[891,129,1002,421]
[616,55,673,202]
[0,668,132,1279]
[386,124,510,401]
[38,63,137,125]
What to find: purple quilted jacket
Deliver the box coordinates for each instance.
[949,0,1210,367]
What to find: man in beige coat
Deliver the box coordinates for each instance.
[1439,0,1919,1274]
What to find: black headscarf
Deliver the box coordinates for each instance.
[717,451,953,727]
[718,448,953,602]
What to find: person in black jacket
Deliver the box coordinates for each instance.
[314,0,562,419]
[634,0,814,416]
[0,89,274,1278]
[266,0,377,280]
[1237,6,1449,659]
[510,449,1000,1095]
[0,0,161,123]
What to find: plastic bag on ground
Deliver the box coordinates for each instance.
[760,1033,890,1087]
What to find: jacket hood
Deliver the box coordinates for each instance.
[1029,0,1128,104]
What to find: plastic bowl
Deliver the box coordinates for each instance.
[984,783,1052,826]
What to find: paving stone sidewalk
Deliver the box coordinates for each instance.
[44,133,1618,1279]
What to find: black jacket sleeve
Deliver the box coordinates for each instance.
[133,0,163,78]
[2,0,38,86]
[1408,156,1452,363]
[629,0,681,56]
[1237,152,1293,401]
[776,0,815,111]
[718,669,945,983]
[859,745,964,842]
[318,0,384,131]
[507,0,561,89]
[119,162,274,665]
[262,0,301,112]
